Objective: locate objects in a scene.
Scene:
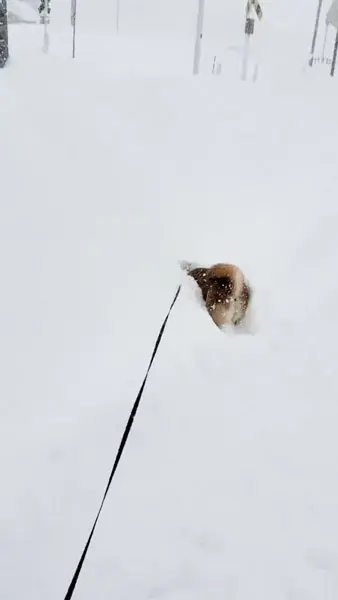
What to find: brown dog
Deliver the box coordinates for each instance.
[181,261,251,329]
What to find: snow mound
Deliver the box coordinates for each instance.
[8,0,37,24]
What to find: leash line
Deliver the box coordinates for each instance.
[63,285,181,600]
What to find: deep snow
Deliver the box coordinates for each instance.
[1,1,338,599]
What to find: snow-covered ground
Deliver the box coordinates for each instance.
[2,1,338,599]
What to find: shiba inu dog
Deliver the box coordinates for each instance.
[180,261,251,329]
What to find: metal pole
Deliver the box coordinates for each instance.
[212,55,216,74]
[71,0,77,58]
[241,2,255,81]
[193,0,205,75]
[43,1,50,53]
[116,0,120,33]
[309,0,324,66]
[321,23,329,61]
[252,62,259,81]
[330,29,338,74]
[241,33,250,80]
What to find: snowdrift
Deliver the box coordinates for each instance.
[8,0,38,24]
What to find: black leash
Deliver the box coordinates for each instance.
[64,285,181,600]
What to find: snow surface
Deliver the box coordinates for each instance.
[2,1,338,599]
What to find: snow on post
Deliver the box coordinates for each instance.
[193,0,205,75]
[326,0,338,75]
[41,0,50,53]
[0,0,9,68]
[70,0,75,26]
[241,0,263,82]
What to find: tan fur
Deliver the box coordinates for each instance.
[183,261,251,329]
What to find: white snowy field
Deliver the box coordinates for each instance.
[2,1,338,599]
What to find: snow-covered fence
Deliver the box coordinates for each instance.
[309,0,338,75]
[193,0,263,77]
[0,0,9,67]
